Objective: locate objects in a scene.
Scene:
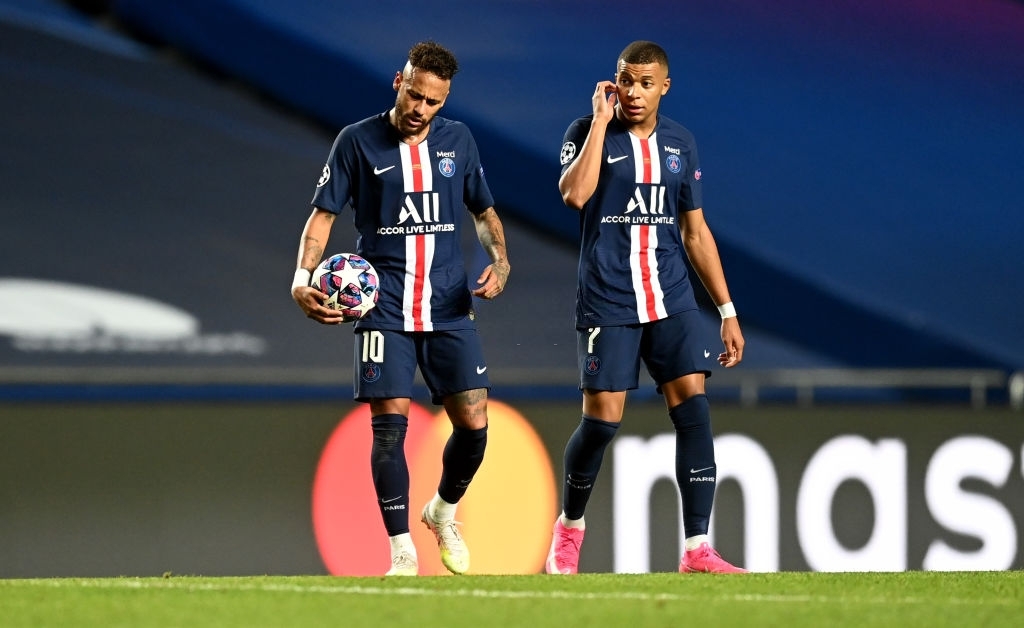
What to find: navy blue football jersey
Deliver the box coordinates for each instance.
[560,114,703,328]
[312,112,495,332]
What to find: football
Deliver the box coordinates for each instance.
[311,253,380,321]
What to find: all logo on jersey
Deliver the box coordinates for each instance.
[386,193,455,233]
[317,164,331,187]
[694,168,702,181]
[399,192,440,224]
[626,186,667,215]
[560,141,577,165]
[606,185,673,225]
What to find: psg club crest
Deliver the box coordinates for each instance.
[361,363,382,383]
[666,154,681,173]
[584,355,601,375]
[438,157,456,177]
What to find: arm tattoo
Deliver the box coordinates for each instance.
[475,208,508,264]
[302,240,324,270]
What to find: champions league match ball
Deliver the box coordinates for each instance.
[311,253,380,322]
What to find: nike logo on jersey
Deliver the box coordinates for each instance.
[704,350,711,358]
[606,155,629,164]
[476,366,487,374]
[690,466,714,474]
[373,165,396,175]
[381,496,402,503]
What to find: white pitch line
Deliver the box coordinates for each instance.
[3,578,1018,607]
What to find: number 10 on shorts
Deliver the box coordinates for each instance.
[361,330,384,363]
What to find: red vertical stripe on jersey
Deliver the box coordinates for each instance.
[637,226,658,321]
[639,137,652,184]
[409,142,424,192]
[412,235,427,331]
[408,145,426,331]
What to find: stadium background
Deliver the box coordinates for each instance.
[1,0,1022,575]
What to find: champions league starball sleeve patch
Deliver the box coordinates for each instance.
[317,164,331,187]
[560,141,577,165]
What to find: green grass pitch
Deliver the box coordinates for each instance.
[2,571,1022,627]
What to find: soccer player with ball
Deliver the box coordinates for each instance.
[291,41,510,576]
[548,41,747,574]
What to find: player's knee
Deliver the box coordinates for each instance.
[450,411,488,431]
[371,413,408,447]
[669,393,711,431]
[443,388,489,430]
[582,390,627,422]
[372,428,404,447]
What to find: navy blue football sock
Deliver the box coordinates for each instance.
[370,413,410,536]
[562,415,619,520]
[437,425,488,504]
[669,394,716,537]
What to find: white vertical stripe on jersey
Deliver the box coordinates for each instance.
[648,132,661,184]
[399,143,414,192]
[417,142,433,190]
[630,134,645,183]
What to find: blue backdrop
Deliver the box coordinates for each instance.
[106,0,1024,370]
[3,0,1022,379]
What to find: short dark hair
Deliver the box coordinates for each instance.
[407,41,459,80]
[618,41,669,72]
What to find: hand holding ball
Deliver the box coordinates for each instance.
[311,253,380,322]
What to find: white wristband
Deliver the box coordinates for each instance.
[717,301,737,319]
[291,268,312,290]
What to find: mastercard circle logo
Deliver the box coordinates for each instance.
[312,399,558,575]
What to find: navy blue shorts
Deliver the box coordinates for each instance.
[353,328,490,404]
[577,309,716,392]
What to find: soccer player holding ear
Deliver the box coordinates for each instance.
[548,41,746,574]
